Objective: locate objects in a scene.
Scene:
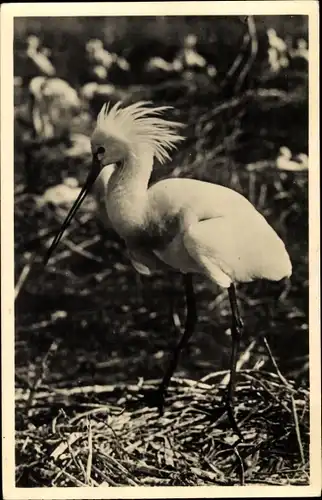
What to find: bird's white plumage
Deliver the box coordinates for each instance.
[94,101,185,164]
[90,101,292,289]
[147,178,292,286]
[29,77,81,139]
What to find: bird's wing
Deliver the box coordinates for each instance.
[183,215,291,286]
[182,218,235,288]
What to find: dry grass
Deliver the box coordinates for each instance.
[16,370,309,487]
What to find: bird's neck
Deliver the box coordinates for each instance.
[105,144,153,239]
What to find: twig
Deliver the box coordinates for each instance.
[233,445,245,485]
[263,336,293,389]
[221,22,251,85]
[51,458,73,486]
[290,396,305,465]
[221,340,257,386]
[48,234,102,266]
[26,339,61,415]
[90,464,119,486]
[217,16,252,94]
[15,253,36,300]
[48,463,87,487]
[97,450,139,486]
[50,432,83,461]
[234,16,258,93]
[242,373,292,414]
[197,87,289,133]
[69,405,121,425]
[62,237,104,264]
[257,183,268,210]
[85,418,93,485]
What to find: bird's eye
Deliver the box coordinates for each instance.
[97,146,105,155]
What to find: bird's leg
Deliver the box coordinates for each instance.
[167,278,181,333]
[155,273,197,414]
[224,283,244,439]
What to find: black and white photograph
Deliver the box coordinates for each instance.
[1,2,320,498]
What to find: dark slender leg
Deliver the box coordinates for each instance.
[224,283,244,439]
[167,279,181,333]
[156,273,197,413]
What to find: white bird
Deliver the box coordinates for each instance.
[92,65,108,81]
[45,101,292,438]
[28,76,81,139]
[295,153,308,168]
[86,39,104,53]
[267,28,287,53]
[276,147,308,171]
[65,133,92,159]
[116,56,130,71]
[80,82,117,101]
[26,35,56,76]
[86,40,117,70]
[146,56,175,73]
[290,39,309,62]
[36,177,82,209]
[179,34,207,68]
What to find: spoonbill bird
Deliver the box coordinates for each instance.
[28,76,81,139]
[26,35,56,76]
[45,101,292,437]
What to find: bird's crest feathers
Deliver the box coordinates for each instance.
[95,101,185,164]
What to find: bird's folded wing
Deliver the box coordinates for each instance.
[183,218,234,288]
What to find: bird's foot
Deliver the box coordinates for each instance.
[141,385,167,416]
[221,394,244,441]
[196,396,244,442]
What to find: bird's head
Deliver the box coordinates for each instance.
[44,100,184,264]
[90,128,127,168]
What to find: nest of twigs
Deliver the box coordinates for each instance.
[16,370,309,487]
